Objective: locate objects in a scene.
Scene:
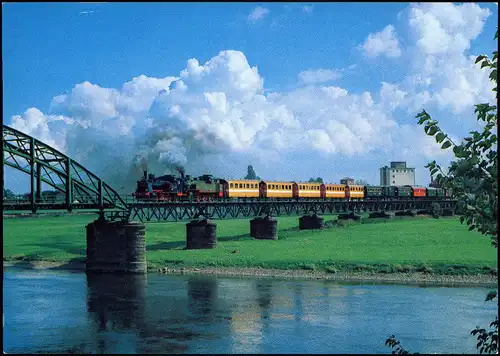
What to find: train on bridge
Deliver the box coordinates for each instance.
[133,169,452,202]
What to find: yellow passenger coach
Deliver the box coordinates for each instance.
[260,181,294,199]
[346,185,365,199]
[227,180,260,198]
[294,182,322,199]
[324,184,347,199]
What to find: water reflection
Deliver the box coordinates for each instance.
[86,273,147,353]
[86,273,147,331]
[187,277,218,321]
[228,280,267,354]
[4,269,497,354]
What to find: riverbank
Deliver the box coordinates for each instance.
[3,214,497,286]
[3,260,497,287]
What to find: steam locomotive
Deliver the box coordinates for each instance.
[133,169,226,201]
[133,170,452,202]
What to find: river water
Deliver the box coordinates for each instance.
[3,268,497,354]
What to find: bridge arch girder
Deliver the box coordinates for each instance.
[2,125,128,214]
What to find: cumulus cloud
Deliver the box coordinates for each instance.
[400,2,494,116]
[408,3,490,56]
[298,69,341,85]
[10,108,73,152]
[9,50,402,189]
[8,3,496,188]
[361,24,402,58]
[248,6,270,22]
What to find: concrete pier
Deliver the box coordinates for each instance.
[299,214,324,230]
[86,219,146,274]
[186,219,217,249]
[250,215,278,240]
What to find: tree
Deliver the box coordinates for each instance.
[244,165,260,180]
[3,189,16,199]
[355,179,370,186]
[308,177,324,183]
[387,29,498,354]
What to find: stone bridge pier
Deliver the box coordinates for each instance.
[86,216,147,273]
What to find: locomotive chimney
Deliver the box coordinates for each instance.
[176,166,185,179]
[143,170,147,180]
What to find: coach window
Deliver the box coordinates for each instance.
[246,183,249,188]
[230,183,234,188]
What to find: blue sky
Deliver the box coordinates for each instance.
[2,2,498,193]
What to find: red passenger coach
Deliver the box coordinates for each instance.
[409,186,426,198]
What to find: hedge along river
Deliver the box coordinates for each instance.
[3,268,497,354]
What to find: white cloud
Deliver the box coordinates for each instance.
[408,3,490,55]
[248,6,270,22]
[10,108,73,152]
[7,3,496,188]
[361,25,402,58]
[400,3,494,115]
[298,69,341,84]
[9,51,401,188]
[302,5,313,13]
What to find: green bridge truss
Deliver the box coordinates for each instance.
[2,125,129,216]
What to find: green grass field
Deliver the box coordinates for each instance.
[2,214,497,275]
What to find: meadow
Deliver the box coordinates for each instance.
[3,214,497,275]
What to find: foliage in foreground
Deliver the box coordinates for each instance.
[387,29,498,355]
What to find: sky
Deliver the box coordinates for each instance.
[2,2,498,193]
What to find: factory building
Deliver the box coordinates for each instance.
[380,161,415,186]
[340,177,355,185]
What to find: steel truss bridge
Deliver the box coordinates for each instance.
[2,125,128,218]
[124,199,457,222]
[2,124,457,222]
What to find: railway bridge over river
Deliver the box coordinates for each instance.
[2,124,458,273]
[2,125,456,222]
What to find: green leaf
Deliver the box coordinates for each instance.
[489,69,497,81]
[441,141,452,149]
[435,132,446,143]
[485,290,497,301]
[428,125,438,136]
[481,60,491,69]
[475,54,487,64]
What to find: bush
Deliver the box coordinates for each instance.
[430,202,443,219]
[325,265,337,274]
[301,263,316,271]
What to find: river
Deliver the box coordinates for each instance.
[3,268,497,354]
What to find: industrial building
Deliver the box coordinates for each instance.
[340,177,355,185]
[380,161,415,186]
